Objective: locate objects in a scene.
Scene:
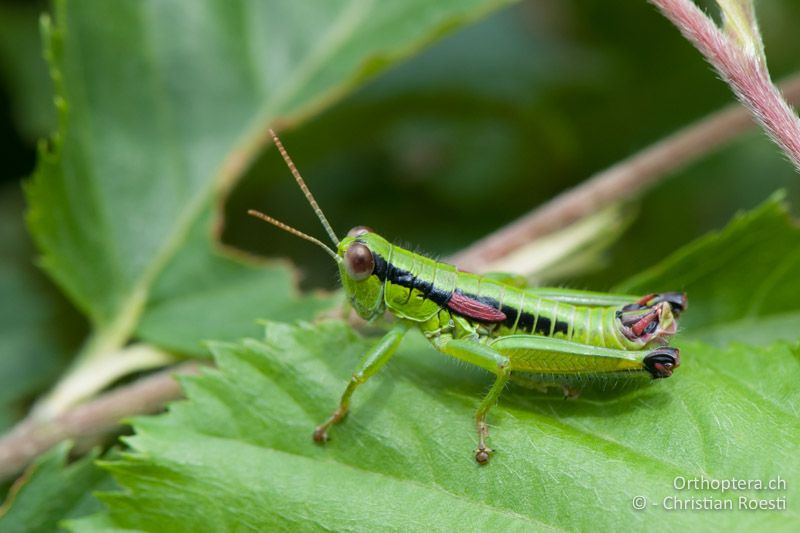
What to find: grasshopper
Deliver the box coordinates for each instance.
[249,130,685,465]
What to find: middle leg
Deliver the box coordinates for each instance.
[434,338,510,464]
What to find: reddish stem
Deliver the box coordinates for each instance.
[650,0,800,171]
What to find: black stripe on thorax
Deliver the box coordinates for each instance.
[370,250,451,307]
[370,246,571,336]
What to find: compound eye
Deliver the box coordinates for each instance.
[344,242,374,281]
[347,226,373,237]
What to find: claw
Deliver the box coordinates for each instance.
[475,446,492,465]
[313,427,329,443]
[561,384,581,399]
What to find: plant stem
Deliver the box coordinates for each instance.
[30,343,177,421]
[449,73,800,272]
[0,362,202,480]
[650,0,800,171]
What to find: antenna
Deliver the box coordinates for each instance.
[247,209,341,263]
[269,129,340,246]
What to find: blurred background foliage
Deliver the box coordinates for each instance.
[0,0,798,425]
[2,0,799,291]
[222,0,800,288]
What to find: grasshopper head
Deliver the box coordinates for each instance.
[338,227,390,321]
[247,131,395,322]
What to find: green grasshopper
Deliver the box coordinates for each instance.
[249,130,685,465]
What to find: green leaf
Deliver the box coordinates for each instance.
[135,209,332,357]
[0,2,56,142]
[23,0,514,414]
[27,0,516,332]
[60,195,800,530]
[0,186,84,431]
[0,442,112,533]
[617,192,800,346]
[14,3,800,527]
[69,322,798,531]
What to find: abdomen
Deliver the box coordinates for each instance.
[494,289,630,350]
